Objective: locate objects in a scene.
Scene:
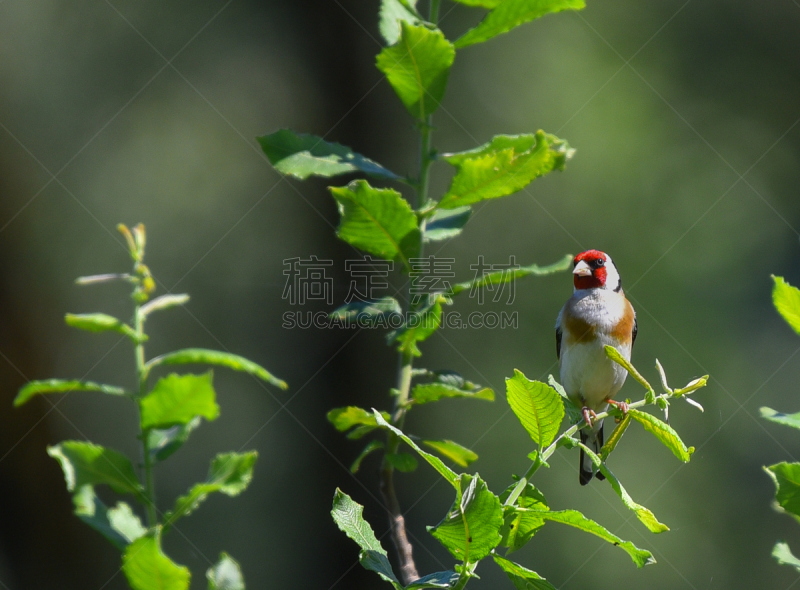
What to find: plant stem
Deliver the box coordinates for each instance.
[134,304,157,527]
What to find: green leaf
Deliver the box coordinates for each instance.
[73,486,146,550]
[65,313,138,341]
[330,180,420,270]
[429,474,503,562]
[406,571,460,589]
[423,440,478,468]
[451,0,503,7]
[140,372,219,430]
[328,406,390,437]
[506,370,564,448]
[547,375,582,424]
[765,462,800,521]
[257,129,400,181]
[390,294,444,357]
[599,413,632,460]
[492,554,557,590]
[123,530,190,590]
[140,294,190,317]
[579,443,669,533]
[14,379,128,407]
[423,207,472,242]
[604,346,654,393]
[207,553,245,590]
[448,254,573,296]
[455,0,585,48]
[165,452,257,526]
[537,509,655,567]
[351,440,384,474]
[48,441,142,496]
[412,372,494,405]
[672,375,708,397]
[146,348,287,390]
[331,489,403,590]
[374,410,459,486]
[439,132,573,208]
[761,407,800,430]
[147,417,202,462]
[379,0,422,45]
[330,297,402,325]
[772,275,800,335]
[376,23,455,120]
[499,482,548,552]
[386,452,418,472]
[773,542,800,573]
[628,409,694,462]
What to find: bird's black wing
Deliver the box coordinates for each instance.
[556,325,562,360]
[632,315,638,348]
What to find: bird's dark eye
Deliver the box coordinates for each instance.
[596,259,605,267]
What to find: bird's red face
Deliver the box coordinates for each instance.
[573,250,610,290]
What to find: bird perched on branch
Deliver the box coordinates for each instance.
[555,250,637,485]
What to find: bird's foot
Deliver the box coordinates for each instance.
[582,407,598,426]
[606,399,629,416]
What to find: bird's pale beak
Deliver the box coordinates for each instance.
[573,260,592,277]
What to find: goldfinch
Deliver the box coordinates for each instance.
[555,250,637,485]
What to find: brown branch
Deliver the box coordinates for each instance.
[380,460,419,584]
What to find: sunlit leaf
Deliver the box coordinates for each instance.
[773,275,800,336]
[331,489,403,589]
[376,23,455,120]
[439,132,573,208]
[48,441,143,497]
[147,417,202,462]
[499,482,548,552]
[65,313,139,341]
[14,379,128,407]
[773,542,800,573]
[330,297,402,325]
[379,0,422,45]
[449,255,573,296]
[628,409,694,462]
[493,554,557,590]
[390,294,444,357]
[548,375,583,424]
[330,180,420,270]
[423,206,472,242]
[455,0,585,48]
[72,486,146,549]
[429,474,503,562]
[604,346,653,393]
[761,407,800,431]
[139,372,219,430]
[506,370,564,448]
[146,348,287,390]
[123,530,190,590]
[258,129,400,181]
[328,406,390,437]
[207,552,245,590]
[765,462,800,521]
[140,294,190,317]
[422,440,478,467]
[406,570,460,590]
[600,413,631,460]
[413,375,494,405]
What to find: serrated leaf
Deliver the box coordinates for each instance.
[147,417,202,462]
[439,132,572,208]
[330,297,402,324]
[390,294,443,357]
[423,440,478,467]
[499,482,548,552]
[14,379,128,407]
[65,313,138,341]
[604,346,653,393]
[379,0,422,45]
[140,294,190,317]
[773,275,800,335]
[330,180,420,270]
[761,407,800,430]
[406,570,460,589]
[579,443,669,533]
[140,372,219,430]
[258,129,400,181]
[376,23,455,120]
[207,553,245,590]
[455,0,585,48]
[73,486,146,549]
[374,411,458,486]
[429,474,503,562]
[506,370,564,448]
[773,542,800,572]
[48,441,142,496]
[765,462,800,520]
[146,348,287,390]
[165,452,257,527]
[628,409,694,462]
[351,440,384,474]
[600,413,631,460]
[413,378,494,405]
[423,206,472,242]
[537,509,655,567]
[331,489,403,590]
[123,531,190,590]
[449,254,573,296]
[492,554,557,590]
[386,452,418,472]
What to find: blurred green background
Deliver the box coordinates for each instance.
[1,1,799,588]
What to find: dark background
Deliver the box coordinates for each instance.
[1,1,800,588]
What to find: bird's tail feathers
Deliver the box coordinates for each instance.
[579,419,606,485]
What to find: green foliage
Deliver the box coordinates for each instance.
[506,370,564,448]
[18,224,284,589]
[773,542,800,573]
[761,407,800,430]
[422,440,478,468]
[627,409,694,462]
[492,554,556,590]
[772,275,800,335]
